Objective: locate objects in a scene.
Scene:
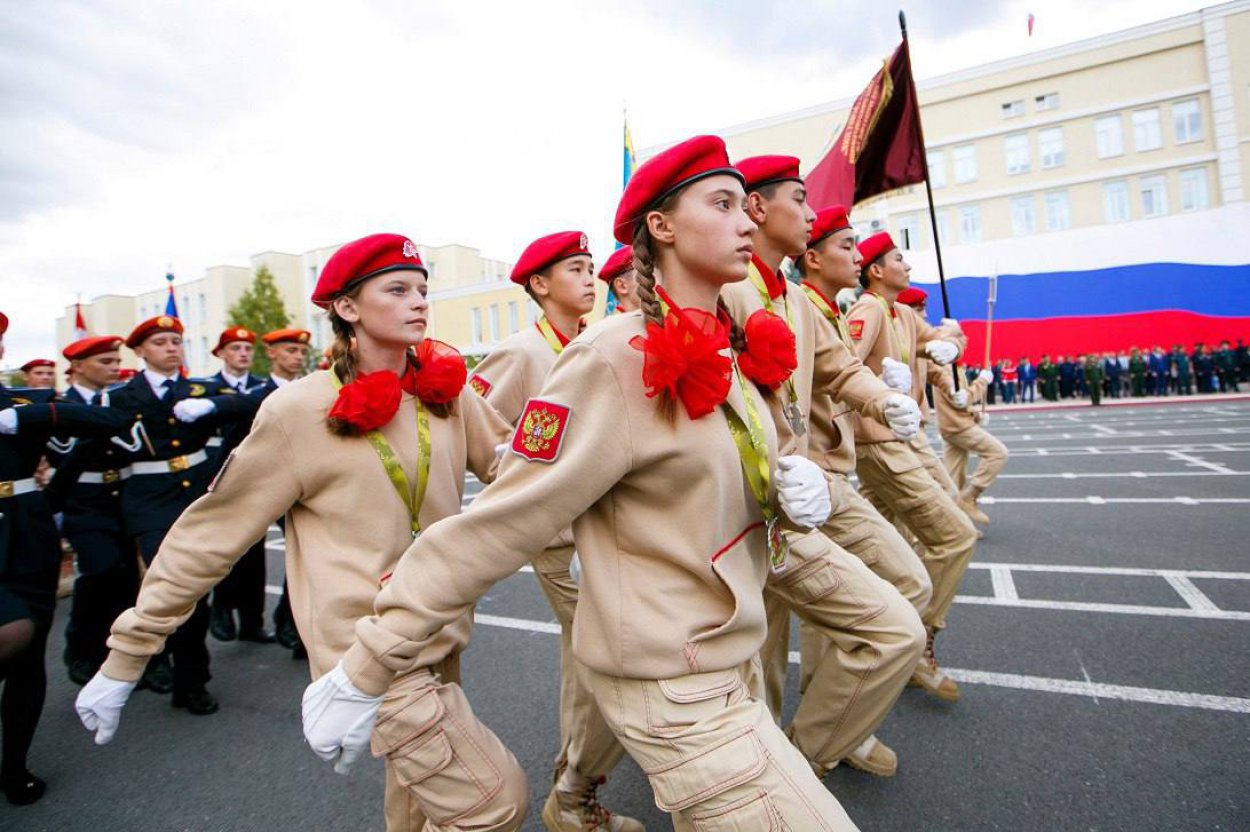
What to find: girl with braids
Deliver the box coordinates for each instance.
[75,235,527,832]
[309,137,861,830]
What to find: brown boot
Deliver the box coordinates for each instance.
[542,771,645,832]
[909,627,960,702]
[844,734,898,777]
[958,487,990,525]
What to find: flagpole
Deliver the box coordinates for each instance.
[899,10,960,389]
[982,268,997,417]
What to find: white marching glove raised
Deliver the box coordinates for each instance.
[302,661,383,775]
[172,399,216,423]
[978,369,994,385]
[775,455,832,528]
[880,357,913,393]
[941,317,963,333]
[953,390,969,410]
[883,393,921,440]
[75,672,138,745]
[925,340,959,366]
[0,408,17,435]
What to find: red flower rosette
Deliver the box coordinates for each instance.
[328,370,402,433]
[630,295,732,420]
[407,339,467,404]
[737,308,797,390]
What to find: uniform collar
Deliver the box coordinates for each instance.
[863,289,898,318]
[270,374,291,388]
[219,368,250,389]
[143,368,180,396]
[750,253,787,301]
[800,281,840,316]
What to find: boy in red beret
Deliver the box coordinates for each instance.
[598,247,638,314]
[20,360,56,390]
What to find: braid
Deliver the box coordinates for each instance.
[327,311,360,436]
[406,349,456,419]
[632,224,677,424]
[717,298,748,354]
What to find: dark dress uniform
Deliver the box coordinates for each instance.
[203,371,272,643]
[52,385,139,682]
[109,372,258,705]
[1,386,129,802]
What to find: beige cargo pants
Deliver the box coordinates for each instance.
[943,425,1010,492]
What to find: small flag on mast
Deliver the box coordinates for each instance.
[1028,13,1035,37]
[74,298,88,340]
[164,270,179,318]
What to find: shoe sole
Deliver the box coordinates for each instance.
[845,756,897,778]
[908,677,961,703]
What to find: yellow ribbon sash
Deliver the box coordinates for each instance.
[800,282,852,347]
[722,360,788,573]
[746,262,805,436]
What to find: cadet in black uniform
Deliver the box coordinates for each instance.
[0,311,131,804]
[109,315,258,715]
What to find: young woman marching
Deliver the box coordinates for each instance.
[74,236,527,832]
[305,136,861,830]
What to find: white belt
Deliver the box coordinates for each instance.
[130,450,209,476]
[206,436,224,448]
[78,468,133,485]
[0,478,38,499]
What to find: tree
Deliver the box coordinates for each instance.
[227,265,291,378]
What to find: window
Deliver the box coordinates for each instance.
[1173,99,1203,144]
[182,295,190,319]
[959,205,982,243]
[1038,127,1065,169]
[935,212,950,246]
[1001,100,1024,118]
[489,304,500,341]
[1140,175,1168,217]
[1035,92,1060,111]
[897,214,921,250]
[199,337,208,366]
[1103,181,1131,223]
[1179,168,1209,212]
[953,145,977,184]
[508,301,519,334]
[1005,134,1030,175]
[927,151,946,188]
[197,293,206,324]
[1095,115,1124,158]
[471,308,483,344]
[1044,190,1071,231]
[1011,196,1036,236]
[528,302,541,325]
[1132,108,1162,151]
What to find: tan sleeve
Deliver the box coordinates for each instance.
[926,358,954,393]
[342,342,634,694]
[459,386,514,484]
[103,401,304,681]
[470,344,529,425]
[808,300,893,425]
[845,300,883,364]
[915,312,968,358]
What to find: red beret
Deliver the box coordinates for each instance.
[125,315,184,348]
[0,311,8,336]
[262,328,312,345]
[599,246,634,283]
[808,205,852,248]
[858,232,897,269]
[63,336,123,361]
[20,359,55,372]
[211,326,257,356]
[735,155,803,192]
[510,231,591,286]
[896,287,928,308]
[613,135,743,245]
[311,234,427,308]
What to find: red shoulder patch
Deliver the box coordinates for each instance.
[468,373,492,397]
[848,319,865,340]
[511,399,571,463]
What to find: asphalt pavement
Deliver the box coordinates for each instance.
[5,397,1249,831]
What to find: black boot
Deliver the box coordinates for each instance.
[138,654,174,694]
[209,606,237,642]
[1,770,47,806]
[171,686,219,715]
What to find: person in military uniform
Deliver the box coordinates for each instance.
[107,315,259,714]
[599,246,639,314]
[1149,346,1170,396]
[1171,345,1192,395]
[1129,348,1148,397]
[18,360,56,390]
[1215,340,1239,392]
[0,311,131,805]
[1085,355,1104,406]
[1193,343,1215,394]
[1038,354,1059,401]
[203,327,273,644]
[50,336,138,686]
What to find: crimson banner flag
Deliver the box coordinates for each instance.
[805,38,927,210]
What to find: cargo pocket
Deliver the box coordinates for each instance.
[836,517,882,566]
[771,534,842,603]
[904,499,962,547]
[647,728,768,814]
[692,791,783,831]
[370,686,450,787]
[646,668,743,737]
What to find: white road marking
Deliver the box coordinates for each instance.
[1090,424,1118,436]
[953,595,1250,621]
[969,562,1250,580]
[1161,573,1222,612]
[996,470,1247,479]
[990,566,1019,601]
[1166,450,1237,475]
[980,496,1250,505]
[1009,442,1250,457]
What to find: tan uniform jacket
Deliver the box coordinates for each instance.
[103,370,511,682]
[720,272,892,460]
[469,323,574,549]
[343,311,780,695]
[929,362,989,436]
[845,294,965,444]
[798,284,862,475]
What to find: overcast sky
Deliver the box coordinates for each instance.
[0,0,1217,364]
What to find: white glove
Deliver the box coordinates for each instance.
[494,442,508,463]
[75,672,138,745]
[880,357,913,393]
[172,399,216,423]
[569,551,582,587]
[302,662,383,775]
[925,340,959,365]
[775,455,832,529]
[953,390,969,410]
[0,408,16,434]
[883,393,921,440]
[941,317,962,333]
[977,369,994,385]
